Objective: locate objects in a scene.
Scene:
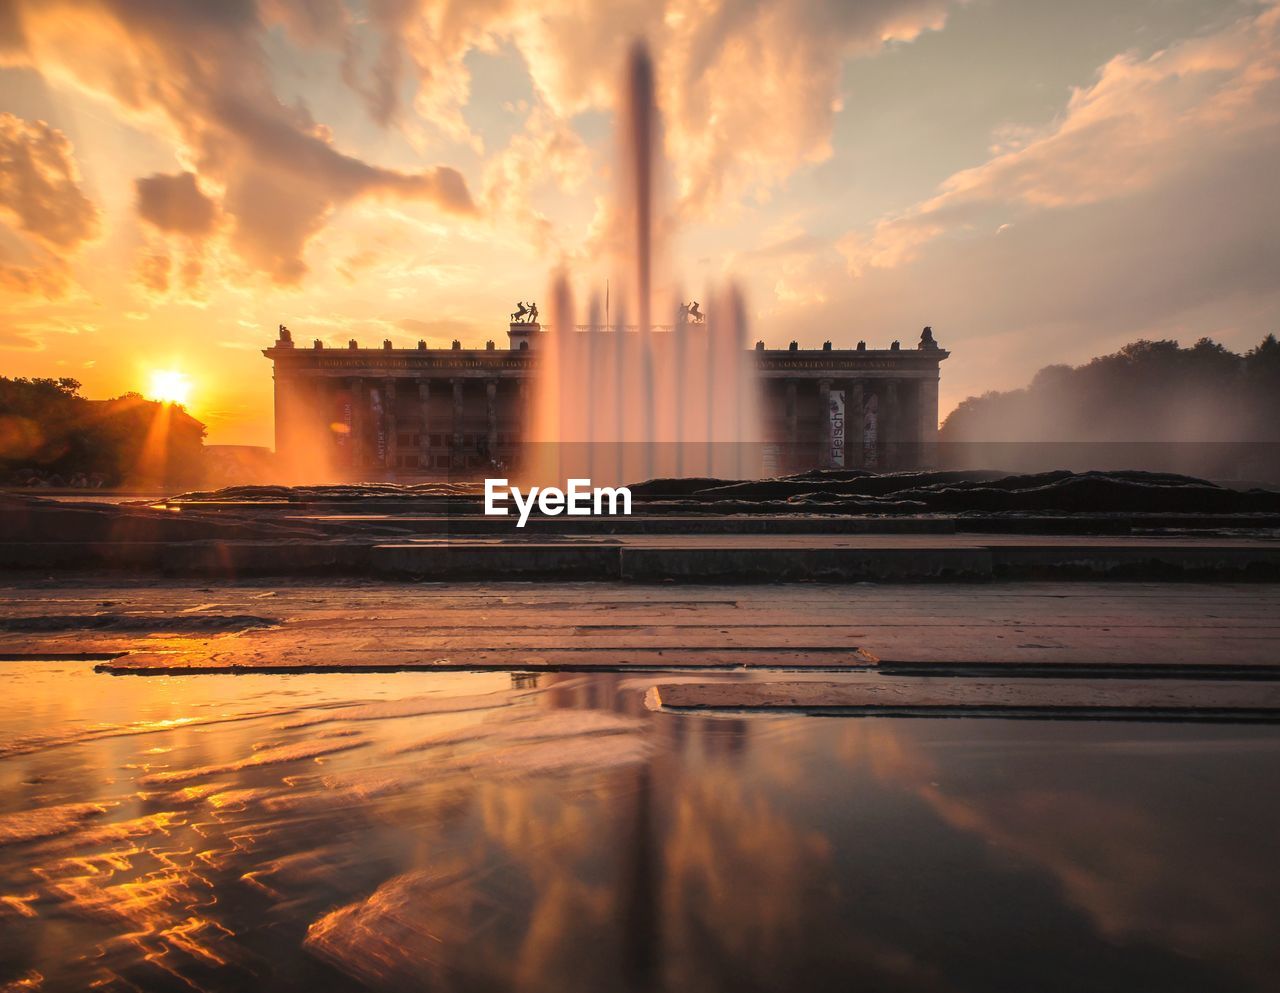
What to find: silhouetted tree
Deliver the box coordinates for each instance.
[941,335,1280,443]
[0,377,206,487]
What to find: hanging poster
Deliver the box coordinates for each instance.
[370,388,386,464]
[332,389,353,465]
[829,390,845,468]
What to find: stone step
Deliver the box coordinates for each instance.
[9,580,1276,675]
[616,544,992,581]
[284,514,960,535]
[649,677,1280,720]
[373,540,1280,582]
[3,537,1280,581]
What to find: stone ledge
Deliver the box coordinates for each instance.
[0,541,371,575]
[649,678,1280,720]
[372,542,619,580]
[989,544,1280,579]
[3,538,1280,582]
[618,544,993,582]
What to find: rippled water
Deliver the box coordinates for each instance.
[1,663,1278,993]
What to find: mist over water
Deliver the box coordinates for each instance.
[527,41,764,487]
[938,337,1280,481]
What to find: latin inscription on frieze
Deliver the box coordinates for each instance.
[281,357,533,370]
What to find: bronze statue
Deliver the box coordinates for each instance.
[919,326,938,349]
[680,301,704,324]
[511,302,529,323]
[528,301,539,324]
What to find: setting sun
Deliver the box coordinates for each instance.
[147,370,192,406]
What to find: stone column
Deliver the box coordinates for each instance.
[849,380,864,469]
[817,378,832,469]
[272,369,290,462]
[785,379,798,470]
[417,379,431,470]
[861,382,878,469]
[900,380,920,469]
[383,377,398,474]
[451,378,465,469]
[486,380,498,461]
[285,373,315,472]
[303,376,324,461]
[920,373,940,469]
[516,379,530,471]
[883,379,900,470]
[350,377,366,471]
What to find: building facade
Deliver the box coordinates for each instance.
[263,323,948,479]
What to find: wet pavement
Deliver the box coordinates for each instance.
[8,580,1280,674]
[1,662,1279,992]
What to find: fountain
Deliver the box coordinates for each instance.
[525,41,764,487]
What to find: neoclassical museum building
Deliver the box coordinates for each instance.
[263,320,948,479]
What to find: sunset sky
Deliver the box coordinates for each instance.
[2,0,1278,446]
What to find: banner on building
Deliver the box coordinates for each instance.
[332,390,353,466]
[828,390,845,468]
[370,388,386,464]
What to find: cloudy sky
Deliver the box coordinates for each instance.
[1,0,1277,445]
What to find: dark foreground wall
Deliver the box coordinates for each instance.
[934,442,1280,486]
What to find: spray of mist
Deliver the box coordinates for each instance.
[526,39,764,487]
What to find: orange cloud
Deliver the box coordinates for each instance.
[135,252,171,294]
[0,112,98,297]
[839,3,1280,276]
[135,172,219,237]
[282,0,956,214]
[0,113,99,249]
[3,0,961,291]
[656,0,953,212]
[480,103,592,255]
[6,0,476,286]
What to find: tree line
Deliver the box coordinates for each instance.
[0,377,206,488]
[941,335,1280,442]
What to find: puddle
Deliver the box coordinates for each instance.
[1,663,1278,991]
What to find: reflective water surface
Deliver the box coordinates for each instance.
[1,663,1278,993]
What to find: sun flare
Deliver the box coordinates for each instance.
[147,370,193,406]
